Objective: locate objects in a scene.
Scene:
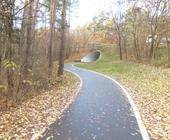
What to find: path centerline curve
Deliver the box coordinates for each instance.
[42,64,150,140]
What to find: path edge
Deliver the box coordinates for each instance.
[64,68,83,99]
[31,69,83,139]
[72,65,150,140]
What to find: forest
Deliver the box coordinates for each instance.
[0,0,169,139]
[0,0,77,106]
[75,0,169,65]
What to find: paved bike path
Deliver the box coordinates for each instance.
[42,64,148,140]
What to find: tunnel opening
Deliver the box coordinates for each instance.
[81,51,101,63]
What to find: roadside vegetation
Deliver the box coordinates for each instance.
[77,47,170,140]
[0,0,79,108]
[0,0,80,139]
[0,0,169,139]
[0,71,80,139]
[74,1,170,138]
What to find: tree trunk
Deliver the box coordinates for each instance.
[118,33,123,60]
[0,45,2,81]
[17,0,39,94]
[166,36,170,62]
[149,36,155,60]
[19,7,26,59]
[5,3,14,99]
[30,0,40,68]
[122,36,128,60]
[115,23,123,60]
[48,0,57,77]
[0,48,2,89]
[23,0,33,79]
[133,33,140,60]
[149,24,157,61]
[58,0,67,76]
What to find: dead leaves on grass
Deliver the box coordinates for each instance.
[120,64,170,140]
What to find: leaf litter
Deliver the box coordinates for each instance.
[0,72,80,140]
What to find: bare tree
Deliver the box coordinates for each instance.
[145,0,164,60]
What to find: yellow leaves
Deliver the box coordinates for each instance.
[0,84,7,94]
[118,64,170,140]
[0,85,5,89]
[0,72,80,139]
[2,59,18,71]
[22,79,41,88]
[80,52,170,140]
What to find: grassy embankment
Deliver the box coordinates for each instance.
[76,48,170,140]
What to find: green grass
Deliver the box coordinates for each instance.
[76,48,170,140]
[76,48,170,100]
[76,48,139,77]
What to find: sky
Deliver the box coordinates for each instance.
[70,0,117,28]
[15,0,119,29]
[15,0,121,29]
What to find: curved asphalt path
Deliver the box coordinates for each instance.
[41,64,148,140]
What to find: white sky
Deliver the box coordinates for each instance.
[15,0,119,29]
[71,0,117,28]
[15,0,123,29]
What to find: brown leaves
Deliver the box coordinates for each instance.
[0,72,80,139]
[119,64,170,140]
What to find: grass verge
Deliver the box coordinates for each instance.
[76,48,170,140]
